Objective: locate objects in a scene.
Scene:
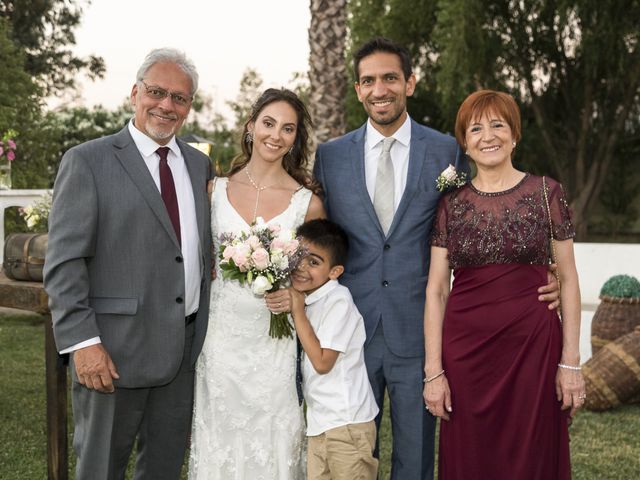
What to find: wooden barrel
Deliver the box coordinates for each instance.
[583,325,640,411]
[590,295,640,354]
[2,233,48,282]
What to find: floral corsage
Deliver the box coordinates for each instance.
[436,164,467,192]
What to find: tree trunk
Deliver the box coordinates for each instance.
[308,0,348,146]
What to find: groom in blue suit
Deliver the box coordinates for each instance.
[314,37,466,479]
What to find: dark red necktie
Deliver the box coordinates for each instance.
[156,147,181,246]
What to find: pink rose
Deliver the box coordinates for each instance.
[222,245,235,261]
[251,248,269,271]
[283,239,299,255]
[232,244,251,270]
[7,140,16,149]
[270,238,286,251]
[269,224,281,234]
[247,235,261,249]
[7,150,15,161]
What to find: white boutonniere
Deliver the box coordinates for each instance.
[436,164,467,192]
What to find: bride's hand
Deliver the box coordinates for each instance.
[265,289,292,314]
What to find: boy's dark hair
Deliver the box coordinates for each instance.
[353,37,413,82]
[296,219,349,267]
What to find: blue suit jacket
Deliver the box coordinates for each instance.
[314,119,468,357]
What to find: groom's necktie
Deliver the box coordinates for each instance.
[157,147,181,246]
[373,137,396,235]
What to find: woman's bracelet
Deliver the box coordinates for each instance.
[423,369,445,383]
[558,363,581,371]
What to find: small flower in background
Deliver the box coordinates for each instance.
[19,192,52,233]
[0,129,18,162]
[436,164,467,192]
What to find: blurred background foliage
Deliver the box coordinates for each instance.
[0,0,638,240]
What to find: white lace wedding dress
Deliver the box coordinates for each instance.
[189,177,310,480]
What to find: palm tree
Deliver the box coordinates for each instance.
[308,0,348,145]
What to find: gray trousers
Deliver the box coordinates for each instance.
[71,322,196,480]
[365,322,436,480]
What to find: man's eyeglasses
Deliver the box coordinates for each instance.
[140,80,192,107]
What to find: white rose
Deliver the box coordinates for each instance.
[253,217,268,230]
[278,256,289,270]
[442,164,457,181]
[252,275,273,296]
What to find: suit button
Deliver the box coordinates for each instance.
[384,244,391,250]
[176,297,184,304]
[176,256,183,263]
[382,280,389,287]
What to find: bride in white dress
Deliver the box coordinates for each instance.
[189,88,325,479]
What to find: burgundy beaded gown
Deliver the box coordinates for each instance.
[431,174,573,480]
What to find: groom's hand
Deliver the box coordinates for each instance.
[538,263,561,310]
[73,344,120,393]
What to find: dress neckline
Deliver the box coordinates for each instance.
[221,177,304,227]
[469,173,530,197]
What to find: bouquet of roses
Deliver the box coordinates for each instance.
[218,217,306,339]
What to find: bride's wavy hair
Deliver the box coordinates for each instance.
[226,88,321,195]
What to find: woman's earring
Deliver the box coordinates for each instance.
[245,131,254,144]
[287,146,294,156]
[512,141,516,148]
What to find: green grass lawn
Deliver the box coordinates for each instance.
[1,313,639,479]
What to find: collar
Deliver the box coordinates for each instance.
[304,279,340,306]
[365,114,412,150]
[128,119,180,158]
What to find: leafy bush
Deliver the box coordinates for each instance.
[600,275,640,298]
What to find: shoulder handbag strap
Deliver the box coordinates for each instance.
[542,176,562,294]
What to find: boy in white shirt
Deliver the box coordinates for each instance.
[287,219,379,480]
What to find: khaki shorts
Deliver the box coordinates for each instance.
[307,420,378,480]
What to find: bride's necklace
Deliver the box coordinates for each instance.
[245,166,281,223]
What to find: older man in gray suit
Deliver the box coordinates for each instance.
[314,38,558,479]
[44,48,211,480]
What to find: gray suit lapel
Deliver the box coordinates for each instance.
[179,140,206,246]
[352,125,386,237]
[387,120,427,237]
[113,128,181,249]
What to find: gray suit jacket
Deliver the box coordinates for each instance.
[314,119,468,357]
[44,126,212,388]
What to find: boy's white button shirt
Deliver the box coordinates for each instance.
[302,279,379,436]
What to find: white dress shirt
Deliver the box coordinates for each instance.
[364,115,412,212]
[302,280,379,436]
[60,121,202,354]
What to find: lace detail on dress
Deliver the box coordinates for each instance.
[430,174,574,269]
[189,177,312,480]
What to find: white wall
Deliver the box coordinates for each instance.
[574,243,640,362]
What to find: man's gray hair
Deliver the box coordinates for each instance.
[135,48,199,95]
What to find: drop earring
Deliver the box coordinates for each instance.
[245,131,254,144]
[512,141,516,148]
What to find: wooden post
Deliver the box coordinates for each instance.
[0,273,68,479]
[45,314,68,480]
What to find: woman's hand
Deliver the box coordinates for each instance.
[423,374,452,421]
[264,288,292,314]
[556,367,586,417]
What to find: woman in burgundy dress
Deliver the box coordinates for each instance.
[423,90,585,479]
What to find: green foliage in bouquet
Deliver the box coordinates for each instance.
[600,275,640,298]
